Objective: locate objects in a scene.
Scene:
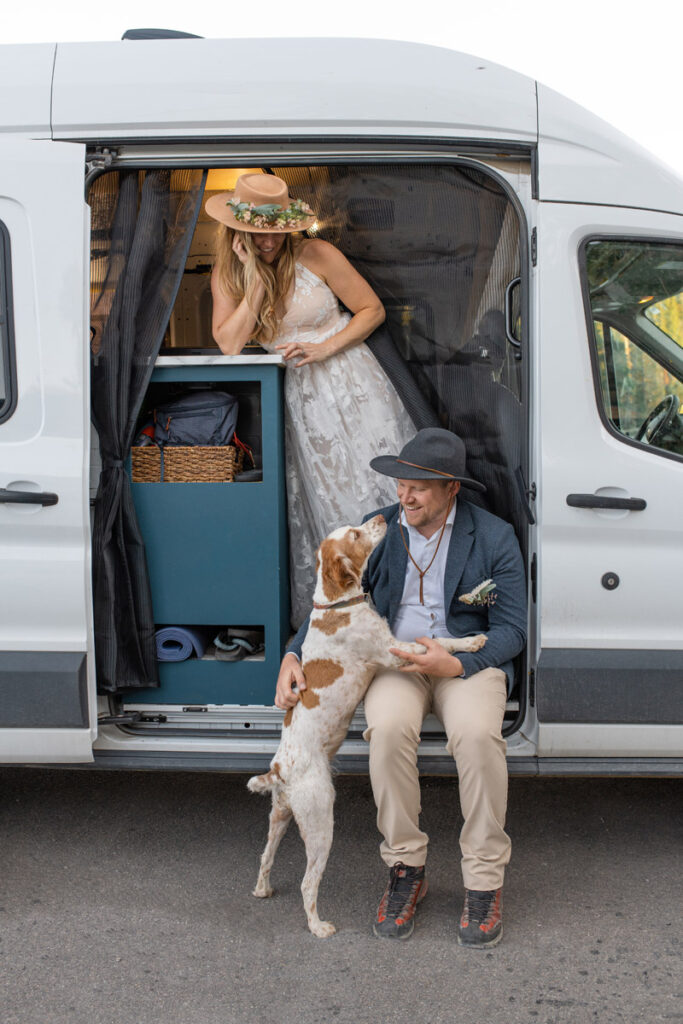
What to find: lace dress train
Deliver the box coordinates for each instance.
[261,262,414,628]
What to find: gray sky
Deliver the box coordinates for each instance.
[6,0,683,175]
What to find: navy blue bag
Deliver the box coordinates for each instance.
[154,391,238,447]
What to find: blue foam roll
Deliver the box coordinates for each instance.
[155,626,214,662]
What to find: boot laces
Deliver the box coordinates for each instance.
[385,863,421,916]
[466,889,497,924]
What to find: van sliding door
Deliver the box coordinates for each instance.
[0,138,95,763]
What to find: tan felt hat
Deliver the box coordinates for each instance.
[205,173,317,233]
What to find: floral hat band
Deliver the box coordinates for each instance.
[227,197,314,230]
[205,173,317,234]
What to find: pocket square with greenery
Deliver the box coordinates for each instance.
[458,579,497,607]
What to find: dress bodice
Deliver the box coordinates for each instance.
[260,262,350,350]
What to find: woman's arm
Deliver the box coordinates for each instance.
[276,239,385,367]
[210,236,265,354]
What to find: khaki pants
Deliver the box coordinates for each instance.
[363,666,510,891]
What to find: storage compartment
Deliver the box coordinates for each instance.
[124,359,288,706]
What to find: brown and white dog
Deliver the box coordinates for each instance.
[247,514,486,937]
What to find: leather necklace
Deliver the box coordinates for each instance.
[398,498,453,605]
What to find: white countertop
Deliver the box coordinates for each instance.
[155,354,285,366]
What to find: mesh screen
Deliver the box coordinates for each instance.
[273,164,525,534]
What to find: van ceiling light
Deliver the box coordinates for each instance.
[121,29,203,40]
[205,169,263,192]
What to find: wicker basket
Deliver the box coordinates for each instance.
[131,445,244,483]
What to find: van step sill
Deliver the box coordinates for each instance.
[117,702,520,732]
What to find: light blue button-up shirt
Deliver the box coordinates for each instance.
[392,501,457,642]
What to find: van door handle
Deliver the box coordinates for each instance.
[566,493,646,511]
[504,276,522,349]
[0,488,59,507]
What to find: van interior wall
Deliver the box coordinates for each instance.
[195,163,525,543]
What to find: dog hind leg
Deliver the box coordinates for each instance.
[290,772,336,937]
[252,791,293,899]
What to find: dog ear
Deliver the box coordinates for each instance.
[322,551,359,598]
[336,553,360,590]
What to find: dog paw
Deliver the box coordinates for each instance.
[309,920,336,938]
[252,884,274,899]
[464,633,488,651]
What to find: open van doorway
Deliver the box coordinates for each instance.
[87,157,531,752]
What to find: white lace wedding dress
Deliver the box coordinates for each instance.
[260,262,414,627]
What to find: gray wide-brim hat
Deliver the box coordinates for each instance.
[370,428,486,493]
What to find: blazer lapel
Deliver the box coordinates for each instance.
[444,501,475,612]
[387,515,409,623]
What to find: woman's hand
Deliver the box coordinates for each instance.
[389,637,465,678]
[275,340,332,367]
[232,233,249,265]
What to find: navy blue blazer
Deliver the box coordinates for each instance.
[287,499,527,690]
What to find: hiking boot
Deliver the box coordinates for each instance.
[373,862,428,940]
[457,887,503,947]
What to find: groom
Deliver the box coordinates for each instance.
[275,428,527,947]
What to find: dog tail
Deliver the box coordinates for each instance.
[247,764,283,794]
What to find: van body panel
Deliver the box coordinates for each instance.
[536,649,683,724]
[0,652,88,727]
[537,724,683,759]
[50,39,538,143]
[536,202,683,651]
[0,44,54,139]
[537,84,683,214]
[0,137,95,762]
[0,728,96,764]
[48,39,683,218]
[535,201,683,752]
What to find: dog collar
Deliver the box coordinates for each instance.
[312,594,368,611]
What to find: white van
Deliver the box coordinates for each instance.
[0,35,681,774]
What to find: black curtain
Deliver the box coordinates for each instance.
[89,169,207,692]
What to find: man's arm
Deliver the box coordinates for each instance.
[286,615,310,661]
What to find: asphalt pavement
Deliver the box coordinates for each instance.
[0,768,680,1024]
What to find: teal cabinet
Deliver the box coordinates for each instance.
[128,359,289,705]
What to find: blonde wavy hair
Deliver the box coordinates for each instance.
[214,226,299,344]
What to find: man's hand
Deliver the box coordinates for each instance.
[389,637,465,678]
[274,653,307,710]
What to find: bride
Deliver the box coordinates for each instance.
[207,173,414,627]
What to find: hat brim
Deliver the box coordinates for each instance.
[369,455,487,493]
[205,192,317,234]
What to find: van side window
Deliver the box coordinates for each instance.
[583,240,683,459]
[0,222,17,424]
